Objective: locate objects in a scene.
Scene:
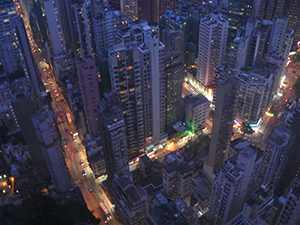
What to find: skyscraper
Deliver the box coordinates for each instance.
[257,125,295,188]
[43,0,66,56]
[32,111,71,193]
[267,15,293,59]
[137,0,159,23]
[245,18,273,69]
[98,92,129,179]
[208,145,263,224]
[139,26,167,147]
[159,0,180,16]
[235,67,274,124]
[55,0,77,54]
[11,78,50,180]
[121,0,138,20]
[197,12,228,88]
[275,184,300,225]
[0,1,40,93]
[76,55,100,137]
[227,36,249,75]
[109,43,145,156]
[207,76,240,174]
[226,0,253,47]
[161,27,184,127]
[74,0,94,57]
[284,0,300,47]
[93,4,127,59]
[257,0,285,21]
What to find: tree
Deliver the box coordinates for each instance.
[0,194,101,225]
[290,53,300,64]
[240,122,254,135]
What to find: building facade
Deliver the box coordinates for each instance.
[276,185,300,225]
[85,136,106,178]
[121,0,138,20]
[109,43,145,156]
[98,92,129,179]
[226,0,253,47]
[208,76,240,174]
[43,0,66,56]
[32,111,71,193]
[0,1,39,93]
[139,26,167,147]
[111,172,149,225]
[74,0,94,57]
[267,15,293,59]
[196,12,228,88]
[257,125,295,188]
[184,94,210,133]
[161,27,184,127]
[93,4,127,59]
[208,145,262,224]
[76,55,100,137]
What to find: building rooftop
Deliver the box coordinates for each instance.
[226,212,252,225]
[150,200,189,225]
[139,154,152,166]
[268,125,291,147]
[164,163,179,174]
[185,94,209,107]
[177,164,192,176]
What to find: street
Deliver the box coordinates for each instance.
[24,24,118,225]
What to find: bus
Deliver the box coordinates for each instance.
[66,112,72,125]
[99,202,111,219]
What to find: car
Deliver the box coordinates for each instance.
[43,68,46,72]
[71,152,75,159]
[55,93,59,97]
[75,148,79,153]
[65,129,69,135]
[39,61,42,64]
[47,76,51,80]
[70,131,73,136]
[68,141,72,147]
[82,170,86,176]
[50,82,53,86]
[73,137,77,142]
[89,189,94,194]
[54,89,57,93]
[59,111,63,116]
